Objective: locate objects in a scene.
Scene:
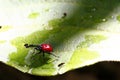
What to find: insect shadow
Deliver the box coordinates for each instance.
[25,49,51,68]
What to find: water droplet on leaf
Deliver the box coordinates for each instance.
[89,15,93,18]
[91,8,96,11]
[111,16,114,19]
[102,19,107,22]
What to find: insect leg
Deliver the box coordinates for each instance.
[33,48,36,54]
[42,51,45,58]
[48,53,59,58]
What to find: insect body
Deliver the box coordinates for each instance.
[58,63,65,67]
[62,12,67,18]
[40,44,53,53]
[24,43,58,57]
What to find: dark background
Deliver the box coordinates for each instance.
[0,61,120,80]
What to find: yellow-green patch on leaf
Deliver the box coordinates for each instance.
[0,25,12,32]
[31,63,56,76]
[28,12,40,19]
[65,48,99,69]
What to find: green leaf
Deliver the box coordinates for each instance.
[0,0,120,76]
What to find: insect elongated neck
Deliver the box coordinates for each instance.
[24,44,39,48]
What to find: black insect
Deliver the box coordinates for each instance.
[58,63,65,67]
[62,12,67,18]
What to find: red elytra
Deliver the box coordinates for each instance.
[40,44,53,53]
